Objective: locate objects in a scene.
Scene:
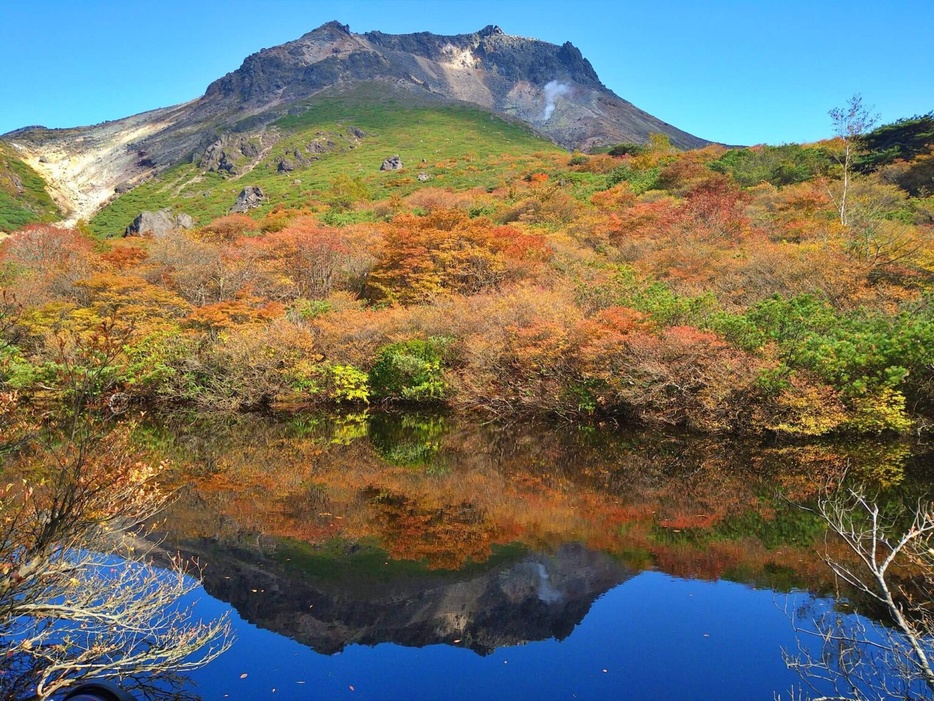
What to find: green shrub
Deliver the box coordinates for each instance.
[708,144,834,187]
[607,143,646,158]
[605,165,660,195]
[329,364,370,403]
[369,338,449,402]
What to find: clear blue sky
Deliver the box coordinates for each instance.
[1,0,931,145]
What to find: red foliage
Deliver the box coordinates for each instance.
[675,177,750,241]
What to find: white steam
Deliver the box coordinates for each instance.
[542,80,571,121]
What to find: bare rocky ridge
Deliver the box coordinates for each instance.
[1,21,709,224]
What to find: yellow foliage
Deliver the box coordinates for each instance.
[844,387,913,434]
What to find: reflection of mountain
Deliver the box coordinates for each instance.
[181,539,631,655]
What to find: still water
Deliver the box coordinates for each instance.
[147,411,927,700]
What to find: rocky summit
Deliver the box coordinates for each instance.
[1,22,708,223]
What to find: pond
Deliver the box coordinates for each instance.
[142,412,929,700]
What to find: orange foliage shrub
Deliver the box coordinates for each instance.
[365,210,550,305]
[199,214,260,240]
[75,273,191,320]
[0,225,95,304]
[245,218,361,300]
[146,232,252,306]
[749,181,836,242]
[607,198,679,242]
[581,324,763,430]
[590,183,638,211]
[402,187,485,212]
[100,241,149,270]
[572,153,619,174]
[187,296,284,334]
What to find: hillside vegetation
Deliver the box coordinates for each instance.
[89,93,562,236]
[2,105,933,436]
[0,142,61,233]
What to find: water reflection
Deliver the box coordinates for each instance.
[151,410,928,658]
[178,540,630,655]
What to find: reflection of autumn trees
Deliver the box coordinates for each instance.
[151,413,920,587]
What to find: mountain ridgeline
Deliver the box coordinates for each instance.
[0,22,707,227]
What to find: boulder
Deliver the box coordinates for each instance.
[232,186,265,213]
[124,209,194,237]
[380,155,403,171]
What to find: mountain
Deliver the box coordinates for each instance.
[0,22,708,228]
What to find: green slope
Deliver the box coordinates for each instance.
[90,91,563,237]
[0,141,61,232]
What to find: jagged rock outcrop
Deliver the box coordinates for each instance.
[124,209,194,237]
[231,185,265,212]
[2,21,709,224]
[380,155,403,171]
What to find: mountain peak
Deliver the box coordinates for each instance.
[306,20,351,37]
[3,23,709,222]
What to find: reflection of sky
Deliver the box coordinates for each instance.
[184,572,836,701]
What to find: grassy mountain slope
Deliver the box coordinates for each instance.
[90,91,563,237]
[0,142,61,233]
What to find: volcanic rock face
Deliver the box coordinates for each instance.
[1,21,708,222]
[231,185,265,213]
[380,155,403,171]
[124,209,194,237]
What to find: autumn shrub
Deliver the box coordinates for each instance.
[0,225,95,305]
[199,214,260,240]
[843,387,913,434]
[756,370,849,436]
[326,364,370,403]
[248,220,357,300]
[655,147,726,193]
[571,153,619,174]
[186,296,284,336]
[449,285,587,414]
[175,317,318,410]
[364,210,549,305]
[580,324,762,431]
[311,306,403,368]
[589,183,638,212]
[403,187,479,212]
[674,176,751,242]
[711,240,868,309]
[288,298,334,322]
[879,153,934,197]
[99,241,149,270]
[146,232,253,305]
